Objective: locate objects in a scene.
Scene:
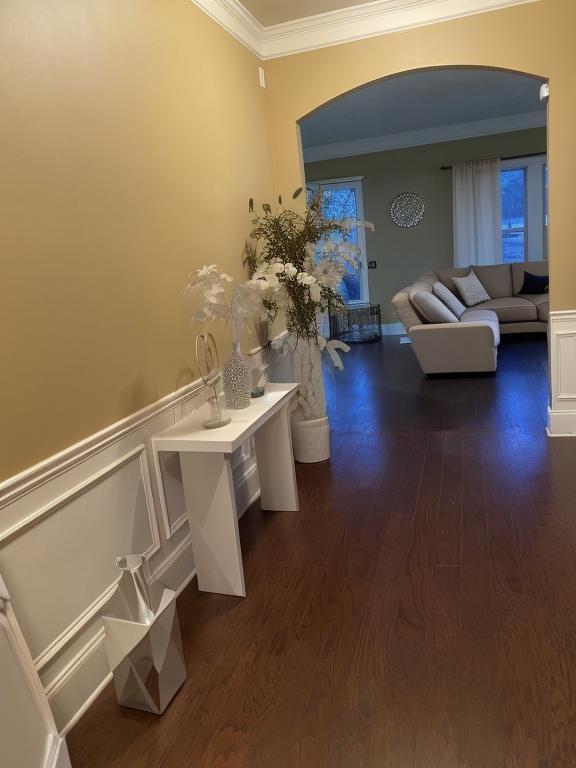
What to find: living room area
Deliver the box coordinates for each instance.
[303,67,550,383]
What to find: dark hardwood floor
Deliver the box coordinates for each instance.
[69,333,576,767]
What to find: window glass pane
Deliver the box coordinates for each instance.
[500,168,526,263]
[502,231,525,264]
[320,187,362,302]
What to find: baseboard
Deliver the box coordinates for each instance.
[381,322,405,336]
[547,406,576,436]
[548,311,576,437]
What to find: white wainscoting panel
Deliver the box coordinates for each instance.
[0,346,269,733]
[548,311,576,435]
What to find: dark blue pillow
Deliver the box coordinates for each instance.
[519,271,549,295]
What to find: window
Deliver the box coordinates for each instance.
[307,178,369,304]
[500,155,548,263]
[500,168,526,263]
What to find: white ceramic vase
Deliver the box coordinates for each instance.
[289,336,331,463]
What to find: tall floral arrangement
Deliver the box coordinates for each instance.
[246,190,364,340]
[245,191,373,446]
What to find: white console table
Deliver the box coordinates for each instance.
[152,383,299,597]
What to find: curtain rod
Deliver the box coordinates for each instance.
[441,151,546,171]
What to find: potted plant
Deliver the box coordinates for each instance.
[246,189,372,462]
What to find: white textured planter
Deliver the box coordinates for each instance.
[291,416,330,463]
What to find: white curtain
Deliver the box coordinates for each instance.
[453,158,502,267]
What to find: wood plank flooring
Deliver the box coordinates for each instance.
[68,334,576,767]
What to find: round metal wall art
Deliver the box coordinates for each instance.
[390,192,425,228]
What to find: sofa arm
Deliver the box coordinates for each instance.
[408,322,498,374]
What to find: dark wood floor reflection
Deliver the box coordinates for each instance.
[69,334,576,767]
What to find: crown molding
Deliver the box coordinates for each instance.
[191,0,539,60]
[303,110,546,162]
[189,0,263,56]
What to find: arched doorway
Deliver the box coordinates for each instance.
[297,66,551,430]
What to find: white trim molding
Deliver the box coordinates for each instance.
[548,311,576,436]
[303,111,546,162]
[190,0,539,59]
[0,379,205,511]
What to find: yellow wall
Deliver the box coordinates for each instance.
[264,0,576,313]
[3,0,576,481]
[0,0,272,480]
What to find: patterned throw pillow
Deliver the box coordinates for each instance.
[433,282,466,318]
[452,270,490,307]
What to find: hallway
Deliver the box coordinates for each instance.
[69,334,576,767]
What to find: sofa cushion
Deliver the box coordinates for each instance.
[519,271,549,295]
[433,282,466,318]
[522,293,550,322]
[511,260,549,294]
[437,267,469,293]
[460,308,500,345]
[453,271,491,307]
[475,296,538,323]
[409,290,459,324]
[392,288,424,330]
[474,264,513,298]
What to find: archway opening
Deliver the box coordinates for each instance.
[299,66,550,431]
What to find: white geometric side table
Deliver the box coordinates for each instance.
[152,383,300,598]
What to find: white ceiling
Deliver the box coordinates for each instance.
[300,69,546,152]
[241,0,371,26]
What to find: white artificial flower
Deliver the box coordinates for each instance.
[314,260,343,290]
[297,272,316,286]
[249,276,271,293]
[305,243,317,259]
[205,285,226,304]
[270,262,285,274]
[309,283,322,302]
[265,272,280,289]
[198,264,218,277]
[284,263,297,278]
[220,272,234,282]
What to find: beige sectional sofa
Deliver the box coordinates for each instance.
[392,260,548,374]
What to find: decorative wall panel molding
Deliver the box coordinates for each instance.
[0,575,72,767]
[191,0,539,59]
[548,311,576,436]
[0,344,269,733]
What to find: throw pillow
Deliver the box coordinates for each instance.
[519,271,549,295]
[409,290,459,324]
[452,270,490,307]
[433,281,466,318]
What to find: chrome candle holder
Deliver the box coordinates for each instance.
[195,332,231,429]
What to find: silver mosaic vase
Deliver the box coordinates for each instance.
[223,342,250,409]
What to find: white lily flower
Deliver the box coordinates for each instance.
[297,272,316,286]
[309,283,322,302]
[265,272,280,288]
[284,263,297,278]
[270,262,285,274]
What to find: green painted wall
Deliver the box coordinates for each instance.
[305,128,547,323]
